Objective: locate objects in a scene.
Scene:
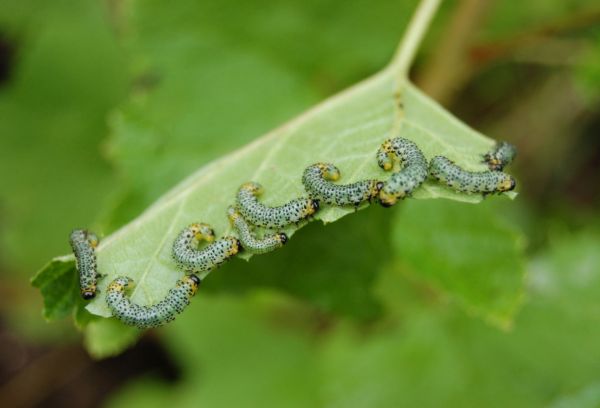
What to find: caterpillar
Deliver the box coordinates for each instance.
[429,155,516,194]
[376,137,429,207]
[236,181,319,229]
[69,229,100,300]
[483,141,517,171]
[172,223,241,272]
[105,274,200,329]
[227,206,287,254]
[301,163,383,207]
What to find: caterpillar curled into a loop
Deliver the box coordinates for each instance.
[227,206,287,254]
[484,141,517,171]
[429,155,516,194]
[376,137,428,207]
[69,229,100,300]
[172,223,241,272]
[301,163,383,207]
[236,181,319,229]
[105,274,200,329]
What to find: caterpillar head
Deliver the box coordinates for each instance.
[189,223,215,243]
[308,199,320,215]
[241,181,264,196]
[109,276,134,292]
[377,140,395,171]
[81,287,96,300]
[498,176,516,192]
[228,237,243,254]
[86,232,100,248]
[484,154,503,171]
[317,163,341,181]
[278,233,288,245]
[188,274,201,285]
[184,274,201,294]
[226,206,241,223]
[378,189,399,208]
[371,181,385,199]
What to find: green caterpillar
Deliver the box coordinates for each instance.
[105,274,200,329]
[236,181,319,229]
[429,155,516,194]
[172,223,241,272]
[376,137,428,206]
[227,206,287,254]
[301,163,382,207]
[69,229,100,300]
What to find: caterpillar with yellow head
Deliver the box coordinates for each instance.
[236,181,319,229]
[429,155,516,194]
[172,223,241,272]
[69,229,100,300]
[227,206,287,254]
[301,163,382,207]
[376,137,428,207]
[105,274,200,329]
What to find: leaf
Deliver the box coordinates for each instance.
[84,318,140,359]
[101,0,420,227]
[389,199,526,327]
[83,71,501,318]
[548,382,600,408]
[35,1,519,333]
[31,257,79,321]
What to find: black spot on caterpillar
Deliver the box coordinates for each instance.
[227,206,287,254]
[376,137,428,207]
[236,181,319,229]
[105,274,200,329]
[301,163,383,207]
[429,155,516,194]
[69,229,100,300]
[172,223,241,272]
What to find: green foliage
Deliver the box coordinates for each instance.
[106,228,600,408]
[391,199,525,326]
[207,205,391,320]
[84,318,140,359]
[103,0,420,226]
[0,0,127,271]
[31,0,523,357]
[30,258,78,320]
[3,0,599,406]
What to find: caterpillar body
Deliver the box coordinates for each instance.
[484,141,517,171]
[69,229,100,300]
[227,206,287,254]
[105,274,200,329]
[301,163,383,207]
[376,137,428,206]
[172,223,241,272]
[236,181,319,229]
[429,155,516,194]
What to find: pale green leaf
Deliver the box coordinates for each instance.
[84,318,140,359]
[36,0,517,325]
[84,73,504,317]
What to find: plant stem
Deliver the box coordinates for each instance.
[391,0,442,78]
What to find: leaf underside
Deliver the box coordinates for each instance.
[36,66,512,318]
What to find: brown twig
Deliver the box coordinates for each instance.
[416,0,494,105]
